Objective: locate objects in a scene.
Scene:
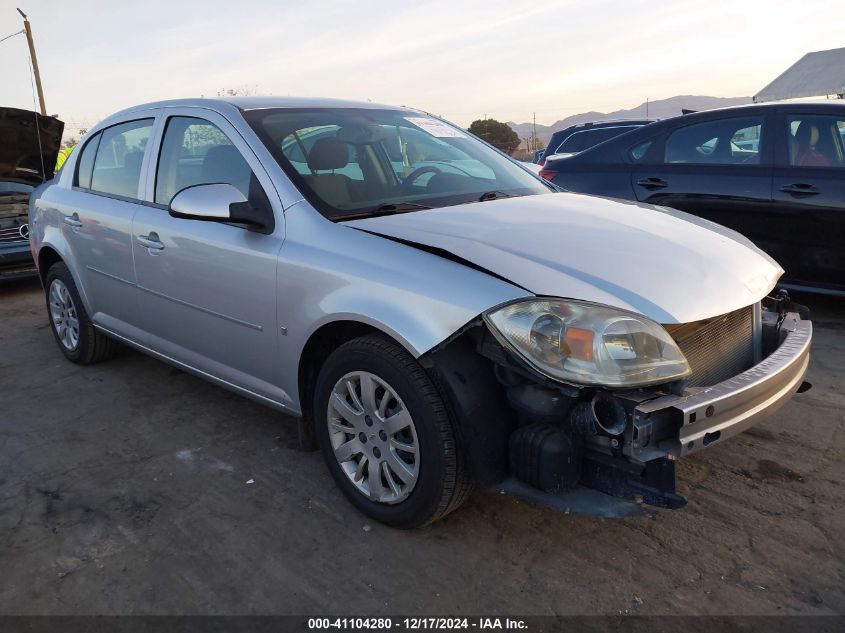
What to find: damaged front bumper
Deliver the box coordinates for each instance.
[432,305,812,517]
[626,312,812,462]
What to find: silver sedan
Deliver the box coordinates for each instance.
[29,98,811,527]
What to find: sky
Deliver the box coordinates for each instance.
[1,0,844,139]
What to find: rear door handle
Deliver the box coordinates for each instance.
[636,177,668,190]
[63,213,83,228]
[136,233,165,251]
[779,183,819,196]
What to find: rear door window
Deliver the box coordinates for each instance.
[90,119,154,198]
[664,117,763,165]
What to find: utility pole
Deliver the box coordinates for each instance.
[645,97,649,118]
[17,8,46,115]
[532,112,537,152]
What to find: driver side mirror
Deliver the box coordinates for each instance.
[169,183,274,234]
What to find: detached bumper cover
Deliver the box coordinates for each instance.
[629,314,811,459]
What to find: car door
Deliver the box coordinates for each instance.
[771,109,845,291]
[132,109,287,403]
[61,116,156,340]
[630,114,774,245]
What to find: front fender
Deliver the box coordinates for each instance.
[275,206,531,413]
[303,285,489,359]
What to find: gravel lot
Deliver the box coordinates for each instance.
[0,277,843,616]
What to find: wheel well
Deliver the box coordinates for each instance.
[38,247,62,284]
[297,321,383,428]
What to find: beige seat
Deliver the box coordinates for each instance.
[305,137,353,207]
[792,121,831,167]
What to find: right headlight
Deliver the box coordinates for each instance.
[484,299,690,388]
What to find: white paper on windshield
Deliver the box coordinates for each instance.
[404,117,467,138]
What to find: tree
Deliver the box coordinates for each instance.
[468,119,521,155]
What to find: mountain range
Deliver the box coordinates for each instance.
[507,95,752,145]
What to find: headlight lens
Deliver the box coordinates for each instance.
[484,299,690,387]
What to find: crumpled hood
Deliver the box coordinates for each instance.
[0,107,64,185]
[345,192,783,324]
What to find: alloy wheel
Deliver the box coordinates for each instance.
[49,279,80,351]
[327,371,419,504]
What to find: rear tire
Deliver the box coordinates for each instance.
[314,334,472,528]
[45,261,118,364]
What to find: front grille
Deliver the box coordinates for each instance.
[1,191,30,245]
[0,225,28,245]
[664,304,757,387]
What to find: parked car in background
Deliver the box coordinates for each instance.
[539,102,845,295]
[0,107,63,279]
[540,119,656,164]
[31,97,811,527]
[532,148,545,164]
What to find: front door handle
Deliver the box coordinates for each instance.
[137,233,165,251]
[63,213,83,229]
[780,183,819,196]
[636,177,668,190]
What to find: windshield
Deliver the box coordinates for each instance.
[245,108,551,220]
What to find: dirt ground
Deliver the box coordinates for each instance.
[0,277,842,616]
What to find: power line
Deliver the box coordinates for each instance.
[0,29,24,44]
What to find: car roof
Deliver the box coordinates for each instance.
[675,99,845,116]
[106,96,415,119]
[550,101,845,143]
[549,119,656,137]
[569,118,655,128]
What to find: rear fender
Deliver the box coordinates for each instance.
[37,228,93,315]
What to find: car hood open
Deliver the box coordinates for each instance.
[0,107,64,185]
[345,193,784,324]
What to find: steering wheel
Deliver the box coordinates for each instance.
[403,165,443,186]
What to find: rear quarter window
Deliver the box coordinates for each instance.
[628,140,654,162]
[74,133,101,189]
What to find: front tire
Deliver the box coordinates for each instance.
[45,262,118,364]
[314,334,472,528]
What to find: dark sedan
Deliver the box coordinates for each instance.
[541,119,655,164]
[540,102,845,295]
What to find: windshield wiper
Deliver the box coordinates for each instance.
[477,190,514,202]
[336,202,433,221]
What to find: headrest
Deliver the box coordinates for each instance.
[794,122,820,147]
[307,137,349,171]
